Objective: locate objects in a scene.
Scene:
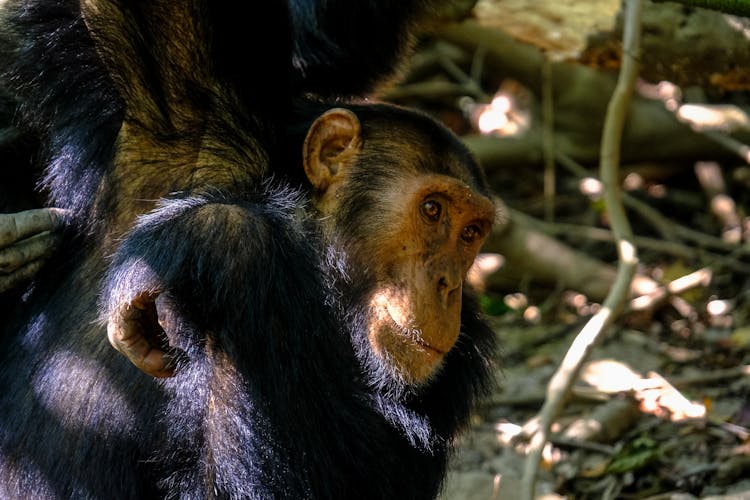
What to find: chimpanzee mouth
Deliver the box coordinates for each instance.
[369,288,449,361]
[414,337,447,356]
[396,326,448,360]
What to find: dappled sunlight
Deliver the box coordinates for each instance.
[707,298,732,316]
[695,161,745,243]
[677,104,750,133]
[578,177,603,200]
[495,421,524,446]
[634,373,706,421]
[580,359,706,421]
[640,78,750,138]
[646,183,667,198]
[467,252,504,292]
[724,14,750,40]
[32,350,136,432]
[504,292,527,310]
[622,172,644,191]
[581,359,641,394]
[522,305,541,324]
[618,239,636,264]
[478,95,512,134]
[637,80,681,111]
[469,85,531,137]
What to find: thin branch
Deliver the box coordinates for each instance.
[520,0,644,497]
[469,43,487,84]
[530,219,750,273]
[435,43,489,100]
[542,58,556,222]
[704,131,750,165]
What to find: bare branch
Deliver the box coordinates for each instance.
[521,0,644,497]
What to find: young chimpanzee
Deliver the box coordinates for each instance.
[0,0,499,498]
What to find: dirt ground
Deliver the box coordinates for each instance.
[441,314,750,499]
[434,124,750,499]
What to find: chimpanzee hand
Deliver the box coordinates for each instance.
[107,291,180,378]
[0,208,68,293]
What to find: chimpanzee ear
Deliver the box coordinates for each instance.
[303,108,362,193]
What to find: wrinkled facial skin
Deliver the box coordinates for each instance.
[363,174,495,385]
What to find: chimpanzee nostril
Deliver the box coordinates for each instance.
[438,277,448,291]
[437,276,462,308]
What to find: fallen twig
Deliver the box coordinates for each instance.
[549,436,616,455]
[484,207,661,301]
[630,267,713,312]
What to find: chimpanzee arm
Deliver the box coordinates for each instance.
[102,188,316,378]
[0,208,68,292]
[288,0,463,98]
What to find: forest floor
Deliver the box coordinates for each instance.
[436,152,750,500]
[383,5,750,497]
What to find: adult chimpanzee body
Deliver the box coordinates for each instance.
[0,0,498,498]
[0,0,460,288]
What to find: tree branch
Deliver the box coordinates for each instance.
[520,0,644,497]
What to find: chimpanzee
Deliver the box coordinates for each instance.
[0,0,499,498]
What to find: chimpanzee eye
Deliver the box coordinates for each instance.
[461,224,483,243]
[421,200,441,222]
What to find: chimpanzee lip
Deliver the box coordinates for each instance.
[390,318,450,357]
[415,337,447,356]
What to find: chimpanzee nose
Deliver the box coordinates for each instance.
[437,275,461,308]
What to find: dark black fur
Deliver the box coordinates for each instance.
[287,0,434,97]
[0,0,122,231]
[0,0,498,497]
